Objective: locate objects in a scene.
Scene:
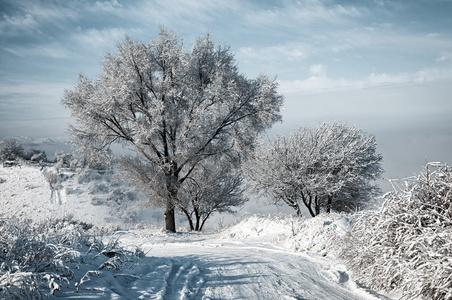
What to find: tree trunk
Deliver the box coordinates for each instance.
[165,176,179,232]
[326,195,332,214]
[164,200,176,232]
[193,199,201,231]
[199,216,209,231]
[315,195,320,216]
[181,208,195,231]
[299,191,316,217]
[195,215,200,231]
[294,204,302,218]
[302,194,316,217]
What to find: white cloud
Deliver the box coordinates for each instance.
[237,43,311,63]
[72,28,127,52]
[436,52,452,63]
[0,77,71,98]
[21,1,78,22]
[2,42,69,58]
[0,13,37,34]
[426,32,442,38]
[91,0,123,13]
[279,65,452,95]
[367,72,410,85]
[128,0,241,29]
[331,43,352,53]
[308,64,326,77]
[244,0,366,29]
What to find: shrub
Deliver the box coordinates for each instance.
[76,168,102,184]
[0,217,85,298]
[0,216,143,298]
[0,138,24,161]
[341,163,452,300]
[24,148,48,162]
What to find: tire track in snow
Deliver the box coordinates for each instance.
[146,240,389,300]
[158,259,205,300]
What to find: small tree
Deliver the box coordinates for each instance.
[0,138,24,161]
[118,154,247,231]
[62,28,283,232]
[244,122,383,217]
[178,157,247,231]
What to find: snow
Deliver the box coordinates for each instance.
[0,163,392,299]
[0,164,120,227]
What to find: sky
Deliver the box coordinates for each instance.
[1,0,452,189]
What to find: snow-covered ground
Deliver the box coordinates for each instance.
[0,163,391,299]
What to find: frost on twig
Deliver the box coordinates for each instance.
[341,163,452,300]
[0,217,145,297]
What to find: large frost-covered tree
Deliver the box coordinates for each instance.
[244,122,383,217]
[62,28,283,232]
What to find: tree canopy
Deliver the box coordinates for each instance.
[244,122,383,217]
[62,28,283,231]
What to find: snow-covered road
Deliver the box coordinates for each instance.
[142,239,387,300]
[64,232,387,300]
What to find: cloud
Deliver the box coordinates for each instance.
[308,64,326,77]
[90,0,123,13]
[279,64,452,95]
[436,52,452,63]
[244,0,367,29]
[0,13,37,34]
[0,77,72,120]
[237,43,310,63]
[72,27,127,52]
[22,1,78,21]
[2,42,70,58]
[0,0,79,35]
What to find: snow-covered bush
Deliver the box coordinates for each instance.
[76,167,103,184]
[89,181,110,194]
[44,168,62,190]
[0,216,144,298]
[341,163,452,300]
[0,138,24,161]
[0,217,85,298]
[107,187,142,224]
[24,148,47,163]
[74,166,147,226]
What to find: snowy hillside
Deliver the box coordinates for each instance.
[0,163,149,229]
[0,163,395,299]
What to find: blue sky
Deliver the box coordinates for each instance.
[1,0,452,184]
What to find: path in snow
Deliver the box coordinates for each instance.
[141,238,387,300]
[63,232,389,300]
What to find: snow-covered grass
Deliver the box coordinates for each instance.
[340,164,452,300]
[0,216,145,299]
